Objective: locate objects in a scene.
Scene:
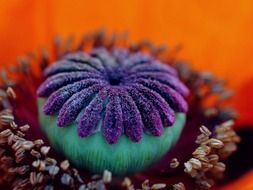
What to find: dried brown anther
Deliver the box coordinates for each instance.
[170,158,180,169]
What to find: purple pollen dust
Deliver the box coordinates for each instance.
[37,48,189,144]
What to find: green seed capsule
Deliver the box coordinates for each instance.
[38,98,186,176]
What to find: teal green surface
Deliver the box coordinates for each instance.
[38,98,186,176]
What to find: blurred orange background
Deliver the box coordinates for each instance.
[0,1,252,188]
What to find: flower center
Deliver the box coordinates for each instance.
[106,70,124,86]
[108,77,122,86]
[37,49,189,144]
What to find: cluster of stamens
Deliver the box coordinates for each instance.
[183,121,240,189]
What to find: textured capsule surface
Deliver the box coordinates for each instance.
[38,48,188,143]
[37,47,189,175]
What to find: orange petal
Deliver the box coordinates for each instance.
[0,0,53,64]
[232,77,253,126]
[216,170,253,190]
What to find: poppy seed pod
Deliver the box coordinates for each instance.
[37,47,189,175]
